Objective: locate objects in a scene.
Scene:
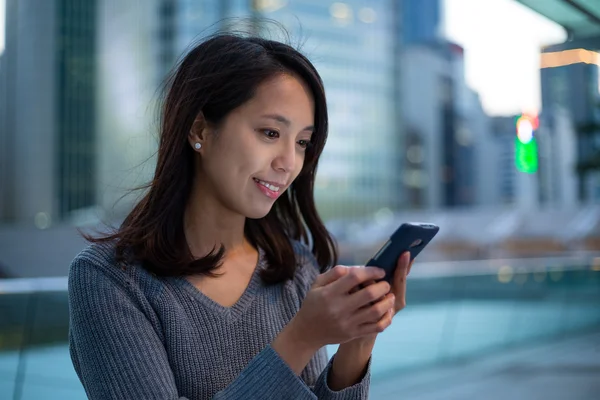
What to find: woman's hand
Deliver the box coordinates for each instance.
[292,265,396,349]
[328,255,412,390]
[272,265,394,375]
[342,251,414,343]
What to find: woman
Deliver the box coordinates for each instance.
[68,33,412,399]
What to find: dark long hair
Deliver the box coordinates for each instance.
[87,33,337,284]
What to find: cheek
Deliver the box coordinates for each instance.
[213,147,258,190]
[210,140,247,173]
[202,151,240,195]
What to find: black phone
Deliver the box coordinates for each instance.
[365,222,439,283]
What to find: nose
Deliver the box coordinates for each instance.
[272,139,296,173]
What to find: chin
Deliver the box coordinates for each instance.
[244,205,274,220]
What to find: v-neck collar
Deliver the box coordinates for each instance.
[172,248,265,322]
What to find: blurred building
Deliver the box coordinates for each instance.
[146,0,411,220]
[0,0,98,226]
[538,107,579,208]
[471,91,498,208]
[399,0,482,210]
[3,0,407,225]
[0,38,7,224]
[1,0,407,275]
[541,46,600,203]
[401,41,479,209]
[486,110,578,209]
[94,0,168,221]
[1,0,409,225]
[141,0,406,220]
[0,0,174,226]
[401,0,442,45]
[489,116,538,208]
[515,0,600,203]
[241,0,404,219]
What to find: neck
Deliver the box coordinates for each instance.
[184,180,250,258]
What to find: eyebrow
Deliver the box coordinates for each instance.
[260,114,314,132]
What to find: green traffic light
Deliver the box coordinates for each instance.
[515,137,538,173]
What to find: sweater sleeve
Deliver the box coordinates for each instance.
[293,241,372,399]
[68,256,319,400]
[311,354,372,399]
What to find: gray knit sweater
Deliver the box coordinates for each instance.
[68,241,371,399]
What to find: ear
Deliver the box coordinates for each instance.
[187,113,210,150]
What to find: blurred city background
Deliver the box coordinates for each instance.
[1,0,599,399]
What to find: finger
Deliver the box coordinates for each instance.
[398,251,411,270]
[349,278,377,295]
[350,292,395,324]
[392,252,410,311]
[348,281,391,310]
[313,265,349,288]
[407,259,415,276]
[394,252,411,284]
[355,303,394,336]
[331,267,386,294]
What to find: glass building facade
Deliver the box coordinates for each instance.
[541,48,600,202]
[1,0,404,223]
[174,0,403,219]
[56,0,98,218]
[0,0,98,224]
[401,0,441,45]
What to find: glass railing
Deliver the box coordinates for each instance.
[1,256,599,399]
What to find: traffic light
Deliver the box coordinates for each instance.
[515,114,539,174]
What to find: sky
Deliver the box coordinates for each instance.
[0,0,567,116]
[443,0,567,116]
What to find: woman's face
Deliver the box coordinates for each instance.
[196,74,315,219]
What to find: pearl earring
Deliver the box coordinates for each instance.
[194,143,202,150]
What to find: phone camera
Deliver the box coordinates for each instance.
[409,239,423,248]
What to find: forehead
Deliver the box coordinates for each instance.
[240,74,315,119]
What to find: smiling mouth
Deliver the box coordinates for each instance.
[253,178,281,192]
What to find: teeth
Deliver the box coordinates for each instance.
[254,178,280,192]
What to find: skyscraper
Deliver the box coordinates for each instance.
[401,41,477,209]
[0,0,97,225]
[254,0,404,218]
[401,0,441,45]
[94,0,166,219]
[485,111,577,209]
[175,0,404,219]
[541,46,600,202]
[1,0,406,224]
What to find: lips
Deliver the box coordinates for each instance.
[253,178,282,192]
[253,178,285,199]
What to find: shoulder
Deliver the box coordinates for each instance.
[68,241,154,298]
[68,241,165,319]
[69,241,126,284]
[68,242,128,307]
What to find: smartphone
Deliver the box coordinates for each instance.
[366,222,439,283]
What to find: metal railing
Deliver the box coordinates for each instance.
[1,255,599,399]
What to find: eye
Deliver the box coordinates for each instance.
[297,139,310,149]
[261,129,279,139]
